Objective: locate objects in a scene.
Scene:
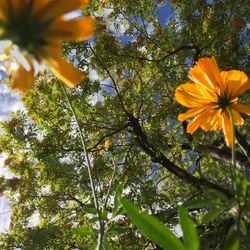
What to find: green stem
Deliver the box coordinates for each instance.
[61,83,104,250]
[226,107,241,238]
[104,153,117,210]
[227,110,236,168]
[226,107,236,181]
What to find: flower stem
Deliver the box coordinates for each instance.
[227,109,236,168]
[104,153,117,210]
[61,83,104,249]
[226,108,236,181]
[226,107,241,238]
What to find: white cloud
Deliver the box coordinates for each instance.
[88,91,104,105]
[109,14,129,35]
[103,7,113,16]
[0,85,24,120]
[146,22,155,35]
[0,197,11,233]
[0,154,12,233]
[28,212,40,227]
[89,69,99,81]
[0,154,14,179]
[173,224,183,237]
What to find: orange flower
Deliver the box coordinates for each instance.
[175,57,250,146]
[0,0,95,91]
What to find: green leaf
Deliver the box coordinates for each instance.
[202,208,223,224]
[183,198,213,209]
[83,206,97,214]
[107,225,127,235]
[83,206,107,220]
[224,225,239,250]
[90,242,97,250]
[112,180,127,218]
[203,188,228,202]
[121,198,185,250]
[179,207,199,250]
[72,227,96,236]
[240,220,247,236]
[88,217,99,223]
[103,238,113,250]
[101,210,108,220]
[114,180,126,211]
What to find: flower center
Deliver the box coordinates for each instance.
[0,1,51,58]
[216,94,232,110]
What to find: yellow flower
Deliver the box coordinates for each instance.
[175,57,250,146]
[0,0,95,91]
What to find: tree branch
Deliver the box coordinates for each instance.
[235,130,250,159]
[128,114,233,198]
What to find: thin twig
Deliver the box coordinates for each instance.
[61,83,104,250]
[104,153,117,210]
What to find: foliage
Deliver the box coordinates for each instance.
[0,0,249,249]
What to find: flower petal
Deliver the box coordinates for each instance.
[231,109,243,125]
[0,0,7,21]
[8,0,24,16]
[36,0,89,21]
[39,43,85,87]
[186,116,203,134]
[175,82,216,108]
[12,64,34,92]
[187,109,223,134]
[222,111,233,146]
[189,57,222,93]
[200,109,222,131]
[178,107,205,122]
[220,70,250,99]
[46,16,95,41]
[46,55,86,88]
[178,103,218,122]
[231,103,250,116]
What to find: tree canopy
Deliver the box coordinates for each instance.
[0,0,249,249]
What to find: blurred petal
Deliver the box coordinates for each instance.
[0,0,7,20]
[12,64,34,92]
[35,42,61,62]
[39,43,85,87]
[46,55,85,88]
[220,70,250,98]
[0,53,8,61]
[9,0,24,16]
[36,0,89,21]
[32,0,51,16]
[231,103,250,115]
[9,0,33,16]
[46,16,95,41]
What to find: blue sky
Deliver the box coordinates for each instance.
[158,2,175,27]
